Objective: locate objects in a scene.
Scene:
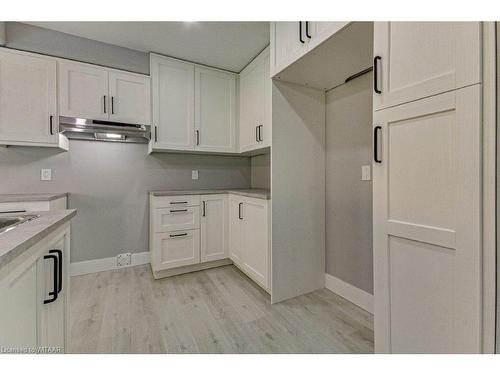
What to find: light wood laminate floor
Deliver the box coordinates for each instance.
[69,264,374,353]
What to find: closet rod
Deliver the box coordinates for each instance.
[344,66,373,83]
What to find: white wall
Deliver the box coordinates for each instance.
[325,73,373,294]
[271,81,326,303]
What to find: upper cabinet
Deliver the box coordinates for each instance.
[239,47,271,153]
[150,53,237,154]
[0,48,61,148]
[373,22,481,110]
[270,21,349,77]
[59,60,151,124]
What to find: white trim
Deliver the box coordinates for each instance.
[325,273,374,314]
[70,252,150,276]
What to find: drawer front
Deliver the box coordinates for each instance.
[152,195,200,208]
[153,229,200,270]
[154,206,200,232]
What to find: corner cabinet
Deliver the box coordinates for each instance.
[0,223,70,353]
[0,48,64,149]
[149,54,237,154]
[239,47,271,153]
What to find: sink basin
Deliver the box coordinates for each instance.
[0,214,39,234]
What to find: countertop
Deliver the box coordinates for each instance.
[0,209,76,270]
[150,188,271,200]
[0,193,68,203]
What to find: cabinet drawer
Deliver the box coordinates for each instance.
[152,195,200,208]
[153,206,200,232]
[153,229,200,271]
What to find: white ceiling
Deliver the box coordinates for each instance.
[26,22,270,72]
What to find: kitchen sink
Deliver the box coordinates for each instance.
[0,214,39,234]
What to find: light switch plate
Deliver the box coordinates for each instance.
[361,165,371,181]
[192,170,199,180]
[41,169,52,181]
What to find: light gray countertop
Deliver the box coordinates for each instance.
[150,188,271,200]
[0,192,68,203]
[0,209,76,270]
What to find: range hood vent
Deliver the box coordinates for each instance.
[59,116,151,144]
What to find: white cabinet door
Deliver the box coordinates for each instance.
[241,198,269,289]
[373,22,481,110]
[200,195,227,262]
[195,66,236,153]
[151,54,195,151]
[373,85,481,353]
[270,22,307,76]
[307,22,350,50]
[228,196,243,265]
[58,61,109,120]
[109,71,151,125]
[153,230,200,271]
[239,47,271,152]
[153,206,200,232]
[0,49,57,145]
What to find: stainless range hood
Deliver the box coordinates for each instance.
[59,116,151,144]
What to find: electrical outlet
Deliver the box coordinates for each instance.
[361,165,371,181]
[116,253,131,267]
[192,170,199,180]
[41,169,52,181]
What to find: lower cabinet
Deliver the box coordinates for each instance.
[150,193,270,291]
[0,223,70,352]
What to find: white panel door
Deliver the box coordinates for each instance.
[200,195,227,262]
[239,55,259,151]
[0,49,57,144]
[270,22,307,76]
[58,61,109,120]
[153,206,200,232]
[308,22,350,50]
[373,22,481,110]
[109,71,151,125]
[228,196,243,265]
[195,66,236,152]
[153,230,200,271]
[151,54,195,150]
[241,198,269,289]
[373,85,481,353]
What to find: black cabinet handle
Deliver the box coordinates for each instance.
[373,56,382,94]
[103,95,107,113]
[49,115,54,135]
[49,249,62,293]
[238,202,243,220]
[171,201,188,205]
[256,126,259,142]
[155,126,158,142]
[196,130,200,146]
[305,21,311,39]
[258,125,263,142]
[202,201,206,217]
[111,96,115,114]
[43,254,58,304]
[170,233,188,238]
[170,209,188,213]
[299,22,305,44]
[374,126,382,163]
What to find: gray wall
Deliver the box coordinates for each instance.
[325,73,373,294]
[0,142,250,262]
[250,153,270,189]
[5,22,149,74]
[271,81,325,303]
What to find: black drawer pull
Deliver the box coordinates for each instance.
[238,202,243,220]
[170,209,188,213]
[43,254,58,304]
[170,233,188,238]
[374,126,382,163]
[170,201,188,205]
[373,56,382,94]
[49,249,63,293]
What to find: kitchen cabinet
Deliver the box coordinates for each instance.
[373,22,481,110]
[228,196,243,265]
[0,195,67,213]
[200,195,227,262]
[0,223,70,352]
[150,54,237,154]
[239,47,271,153]
[59,60,150,124]
[270,22,349,77]
[150,54,195,151]
[0,48,61,148]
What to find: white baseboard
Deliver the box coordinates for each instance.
[325,273,374,314]
[70,252,150,276]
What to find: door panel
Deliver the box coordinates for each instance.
[200,195,226,262]
[373,22,481,110]
[58,61,109,120]
[373,85,481,353]
[228,197,243,265]
[151,55,195,150]
[271,22,307,76]
[195,67,236,152]
[109,71,151,124]
[153,230,200,270]
[0,50,57,144]
[239,58,258,151]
